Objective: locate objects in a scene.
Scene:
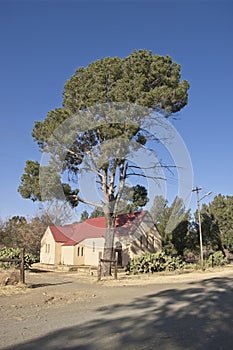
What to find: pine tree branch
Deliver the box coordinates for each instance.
[126,171,166,181]
[67,194,103,209]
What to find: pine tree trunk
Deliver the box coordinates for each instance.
[102,213,115,276]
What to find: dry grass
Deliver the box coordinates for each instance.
[0,283,28,296]
[0,268,28,295]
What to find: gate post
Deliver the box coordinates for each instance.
[20,248,25,284]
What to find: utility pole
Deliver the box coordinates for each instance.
[192,187,203,269]
[192,187,212,270]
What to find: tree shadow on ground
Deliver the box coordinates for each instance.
[29,268,51,273]
[3,277,233,350]
[28,281,73,289]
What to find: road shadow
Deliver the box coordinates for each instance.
[2,276,233,350]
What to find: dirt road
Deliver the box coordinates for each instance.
[1,267,233,349]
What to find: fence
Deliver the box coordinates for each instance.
[0,248,25,284]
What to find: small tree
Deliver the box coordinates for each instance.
[0,215,46,259]
[151,196,191,256]
[171,215,190,257]
[198,212,225,255]
[80,210,89,222]
[201,194,233,253]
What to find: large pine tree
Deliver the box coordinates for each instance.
[18,50,189,273]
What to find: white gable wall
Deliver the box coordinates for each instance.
[40,227,57,265]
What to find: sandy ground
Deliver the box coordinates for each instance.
[0,265,233,349]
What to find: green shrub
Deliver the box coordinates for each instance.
[125,251,186,274]
[0,247,36,270]
[206,251,228,268]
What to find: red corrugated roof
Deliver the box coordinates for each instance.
[49,211,147,246]
[62,238,78,246]
[48,225,69,243]
[85,216,106,228]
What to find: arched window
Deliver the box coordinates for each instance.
[77,247,80,256]
[81,247,84,256]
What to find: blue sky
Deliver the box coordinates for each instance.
[0,0,232,220]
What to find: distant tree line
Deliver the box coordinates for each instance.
[150,194,233,259]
